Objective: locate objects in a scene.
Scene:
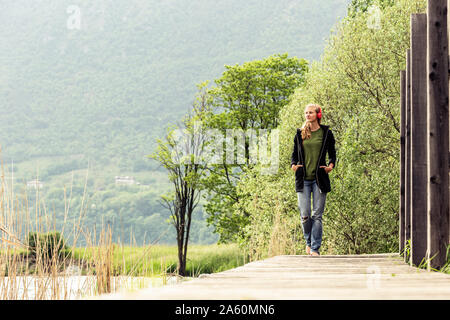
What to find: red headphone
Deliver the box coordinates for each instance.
[317,107,322,119]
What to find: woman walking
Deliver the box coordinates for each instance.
[291,104,336,256]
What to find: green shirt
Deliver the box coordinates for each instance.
[302,127,323,180]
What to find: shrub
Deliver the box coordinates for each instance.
[27,231,68,261]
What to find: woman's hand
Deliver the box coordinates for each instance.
[291,164,303,172]
[319,165,333,174]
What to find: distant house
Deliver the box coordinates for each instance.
[115,176,136,185]
[27,179,43,189]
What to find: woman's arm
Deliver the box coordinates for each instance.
[291,132,299,168]
[327,129,337,168]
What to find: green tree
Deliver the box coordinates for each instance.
[200,53,308,243]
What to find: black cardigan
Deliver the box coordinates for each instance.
[290,124,337,193]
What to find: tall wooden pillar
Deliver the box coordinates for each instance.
[400,69,406,255]
[410,14,428,267]
[405,49,412,263]
[427,0,449,270]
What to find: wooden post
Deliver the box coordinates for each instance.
[427,0,449,270]
[410,14,428,267]
[400,69,406,255]
[405,49,412,263]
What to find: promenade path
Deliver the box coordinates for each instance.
[97,253,450,300]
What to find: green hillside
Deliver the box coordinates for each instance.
[0,0,352,245]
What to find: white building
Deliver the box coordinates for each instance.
[115,176,136,185]
[27,179,43,189]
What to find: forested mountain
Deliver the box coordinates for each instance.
[0,0,351,245]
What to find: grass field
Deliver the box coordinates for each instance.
[68,243,249,278]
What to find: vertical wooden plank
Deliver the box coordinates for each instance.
[400,69,406,255]
[448,0,450,250]
[410,14,428,267]
[405,49,412,263]
[448,0,450,265]
[427,0,449,270]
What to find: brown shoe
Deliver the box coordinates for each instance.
[306,246,311,255]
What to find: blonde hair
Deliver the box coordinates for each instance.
[301,103,322,140]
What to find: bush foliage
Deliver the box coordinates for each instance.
[27,232,68,261]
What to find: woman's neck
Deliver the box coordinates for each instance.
[308,122,320,131]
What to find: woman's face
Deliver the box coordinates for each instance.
[304,106,317,122]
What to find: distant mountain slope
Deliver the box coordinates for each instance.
[0,0,350,164]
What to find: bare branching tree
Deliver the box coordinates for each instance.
[149,84,211,276]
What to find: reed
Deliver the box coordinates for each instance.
[0,153,148,299]
[268,197,301,257]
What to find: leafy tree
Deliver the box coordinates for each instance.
[200,53,308,243]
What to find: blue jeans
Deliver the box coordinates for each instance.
[297,179,327,254]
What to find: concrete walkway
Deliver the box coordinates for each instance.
[97,253,450,300]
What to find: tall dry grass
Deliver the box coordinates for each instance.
[267,198,302,257]
[0,152,157,299]
[245,195,302,262]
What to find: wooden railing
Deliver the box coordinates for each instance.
[400,0,449,270]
